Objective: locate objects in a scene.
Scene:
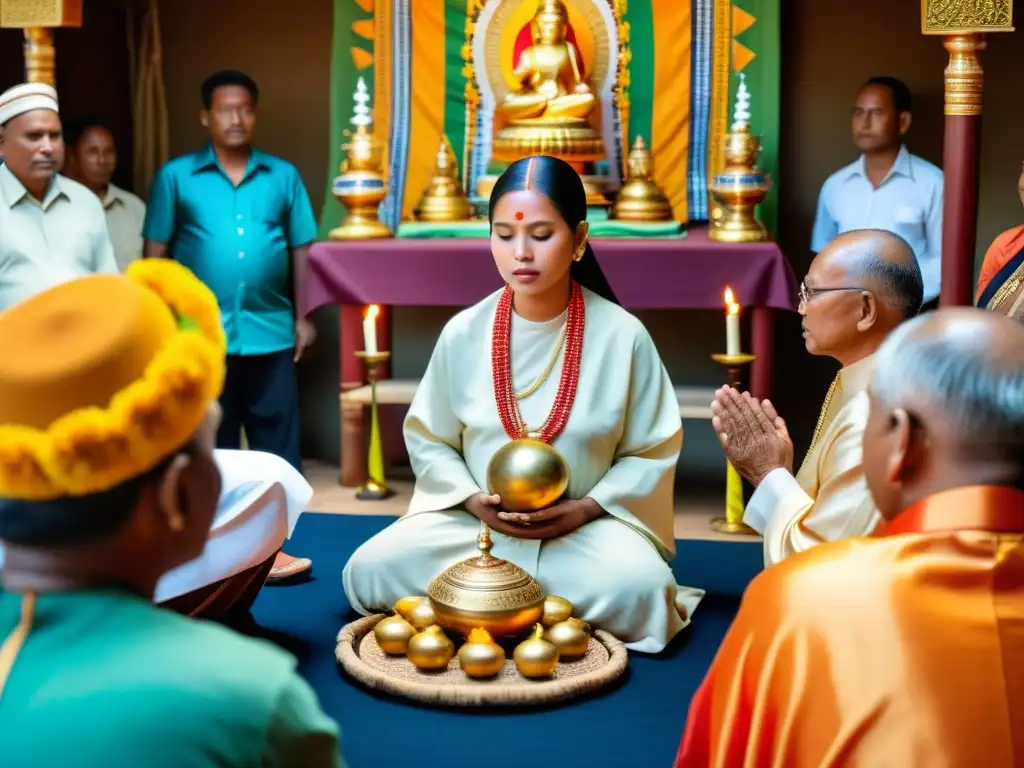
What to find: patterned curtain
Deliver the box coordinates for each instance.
[128,0,168,199]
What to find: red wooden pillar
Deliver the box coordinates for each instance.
[937,34,986,307]
[921,2,1014,305]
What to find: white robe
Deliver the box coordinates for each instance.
[154,450,311,602]
[343,287,704,653]
[743,355,881,566]
[0,450,311,602]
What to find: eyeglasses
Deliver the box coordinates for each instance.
[799,280,866,305]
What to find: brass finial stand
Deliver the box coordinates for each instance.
[710,352,759,535]
[414,136,473,222]
[329,77,392,240]
[708,74,771,243]
[354,350,393,500]
[611,136,673,221]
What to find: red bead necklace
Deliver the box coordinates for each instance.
[491,281,585,442]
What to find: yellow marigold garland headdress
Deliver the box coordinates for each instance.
[0,260,226,501]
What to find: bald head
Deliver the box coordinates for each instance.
[873,308,1024,457]
[828,229,924,319]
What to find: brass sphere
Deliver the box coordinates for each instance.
[406,625,454,671]
[513,624,560,678]
[394,596,426,623]
[486,438,570,512]
[541,595,574,628]
[373,614,417,655]
[406,600,438,631]
[544,618,591,659]
[458,628,506,678]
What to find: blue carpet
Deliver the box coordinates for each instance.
[250,513,763,768]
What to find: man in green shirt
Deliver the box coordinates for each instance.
[0,260,342,767]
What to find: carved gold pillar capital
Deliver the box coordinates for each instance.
[0,0,83,86]
[942,34,986,116]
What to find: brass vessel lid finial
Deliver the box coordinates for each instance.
[475,521,498,566]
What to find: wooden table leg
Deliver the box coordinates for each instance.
[750,307,774,400]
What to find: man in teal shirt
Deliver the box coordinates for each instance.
[0,261,342,767]
[144,70,316,581]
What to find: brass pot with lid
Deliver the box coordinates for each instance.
[426,521,545,637]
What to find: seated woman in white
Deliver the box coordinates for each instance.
[342,155,702,653]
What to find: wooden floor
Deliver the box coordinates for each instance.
[303,461,761,544]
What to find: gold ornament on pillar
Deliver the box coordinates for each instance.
[920,0,1014,117]
[0,0,83,86]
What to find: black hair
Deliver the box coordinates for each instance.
[488,155,619,305]
[0,443,194,549]
[201,70,259,110]
[863,76,912,114]
[849,229,924,319]
[62,116,111,150]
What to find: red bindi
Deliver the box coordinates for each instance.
[514,211,524,221]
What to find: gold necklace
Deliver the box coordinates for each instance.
[807,374,841,456]
[513,323,567,401]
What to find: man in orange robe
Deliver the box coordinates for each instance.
[674,307,1024,767]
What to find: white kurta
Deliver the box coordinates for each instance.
[155,449,311,602]
[743,355,881,566]
[343,287,703,653]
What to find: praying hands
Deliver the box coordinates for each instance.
[711,386,794,486]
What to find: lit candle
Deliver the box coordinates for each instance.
[723,287,741,356]
[363,304,380,354]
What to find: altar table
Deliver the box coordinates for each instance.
[303,227,799,486]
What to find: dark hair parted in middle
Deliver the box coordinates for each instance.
[489,155,619,305]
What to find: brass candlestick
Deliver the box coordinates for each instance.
[710,352,759,536]
[354,350,393,500]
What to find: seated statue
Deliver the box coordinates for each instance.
[343,156,703,653]
[499,0,597,124]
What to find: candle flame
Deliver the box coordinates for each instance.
[723,287,740,316]
[365,304,380,320]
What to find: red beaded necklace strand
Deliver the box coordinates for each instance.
[491,281,585,442]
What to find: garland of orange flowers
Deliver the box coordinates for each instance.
[491,281,585,442]
[0,260,226,501]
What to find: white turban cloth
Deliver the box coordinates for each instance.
[0,83,59,126]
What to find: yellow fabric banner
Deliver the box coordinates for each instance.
[402,0,447,219]
[650,0,692,223]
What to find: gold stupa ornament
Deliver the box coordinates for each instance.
[426,521,545,637]
[413,136,473,222]
[708,73,771,243]
[329,77,392,240]
[611,136,673,221]
[491,0,607,204]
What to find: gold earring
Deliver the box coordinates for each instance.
[573,244,586,262]
[167,511,185,533]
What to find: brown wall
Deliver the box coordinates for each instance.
[3,0,1022,475]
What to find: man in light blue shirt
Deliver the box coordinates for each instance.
[143,70,316,582]
[811,77,943,308]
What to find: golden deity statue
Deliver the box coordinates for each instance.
[499,0,596,123]
[491,0,605,185]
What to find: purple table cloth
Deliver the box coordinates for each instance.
[304,227,799,314]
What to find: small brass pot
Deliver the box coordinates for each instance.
[427,522,544,637]
[458,628,506,678]
[407,625,454,671]
[544,618,591,659]
[514,624,560,678]
[373,613,417,655]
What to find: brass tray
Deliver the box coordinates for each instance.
[336,614,628,707]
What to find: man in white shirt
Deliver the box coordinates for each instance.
[63,118,146,271]
[711,230,923,566]
[811,77,943,309]
[0,83,118,312]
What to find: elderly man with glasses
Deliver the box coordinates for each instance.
[711,229,923,566]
